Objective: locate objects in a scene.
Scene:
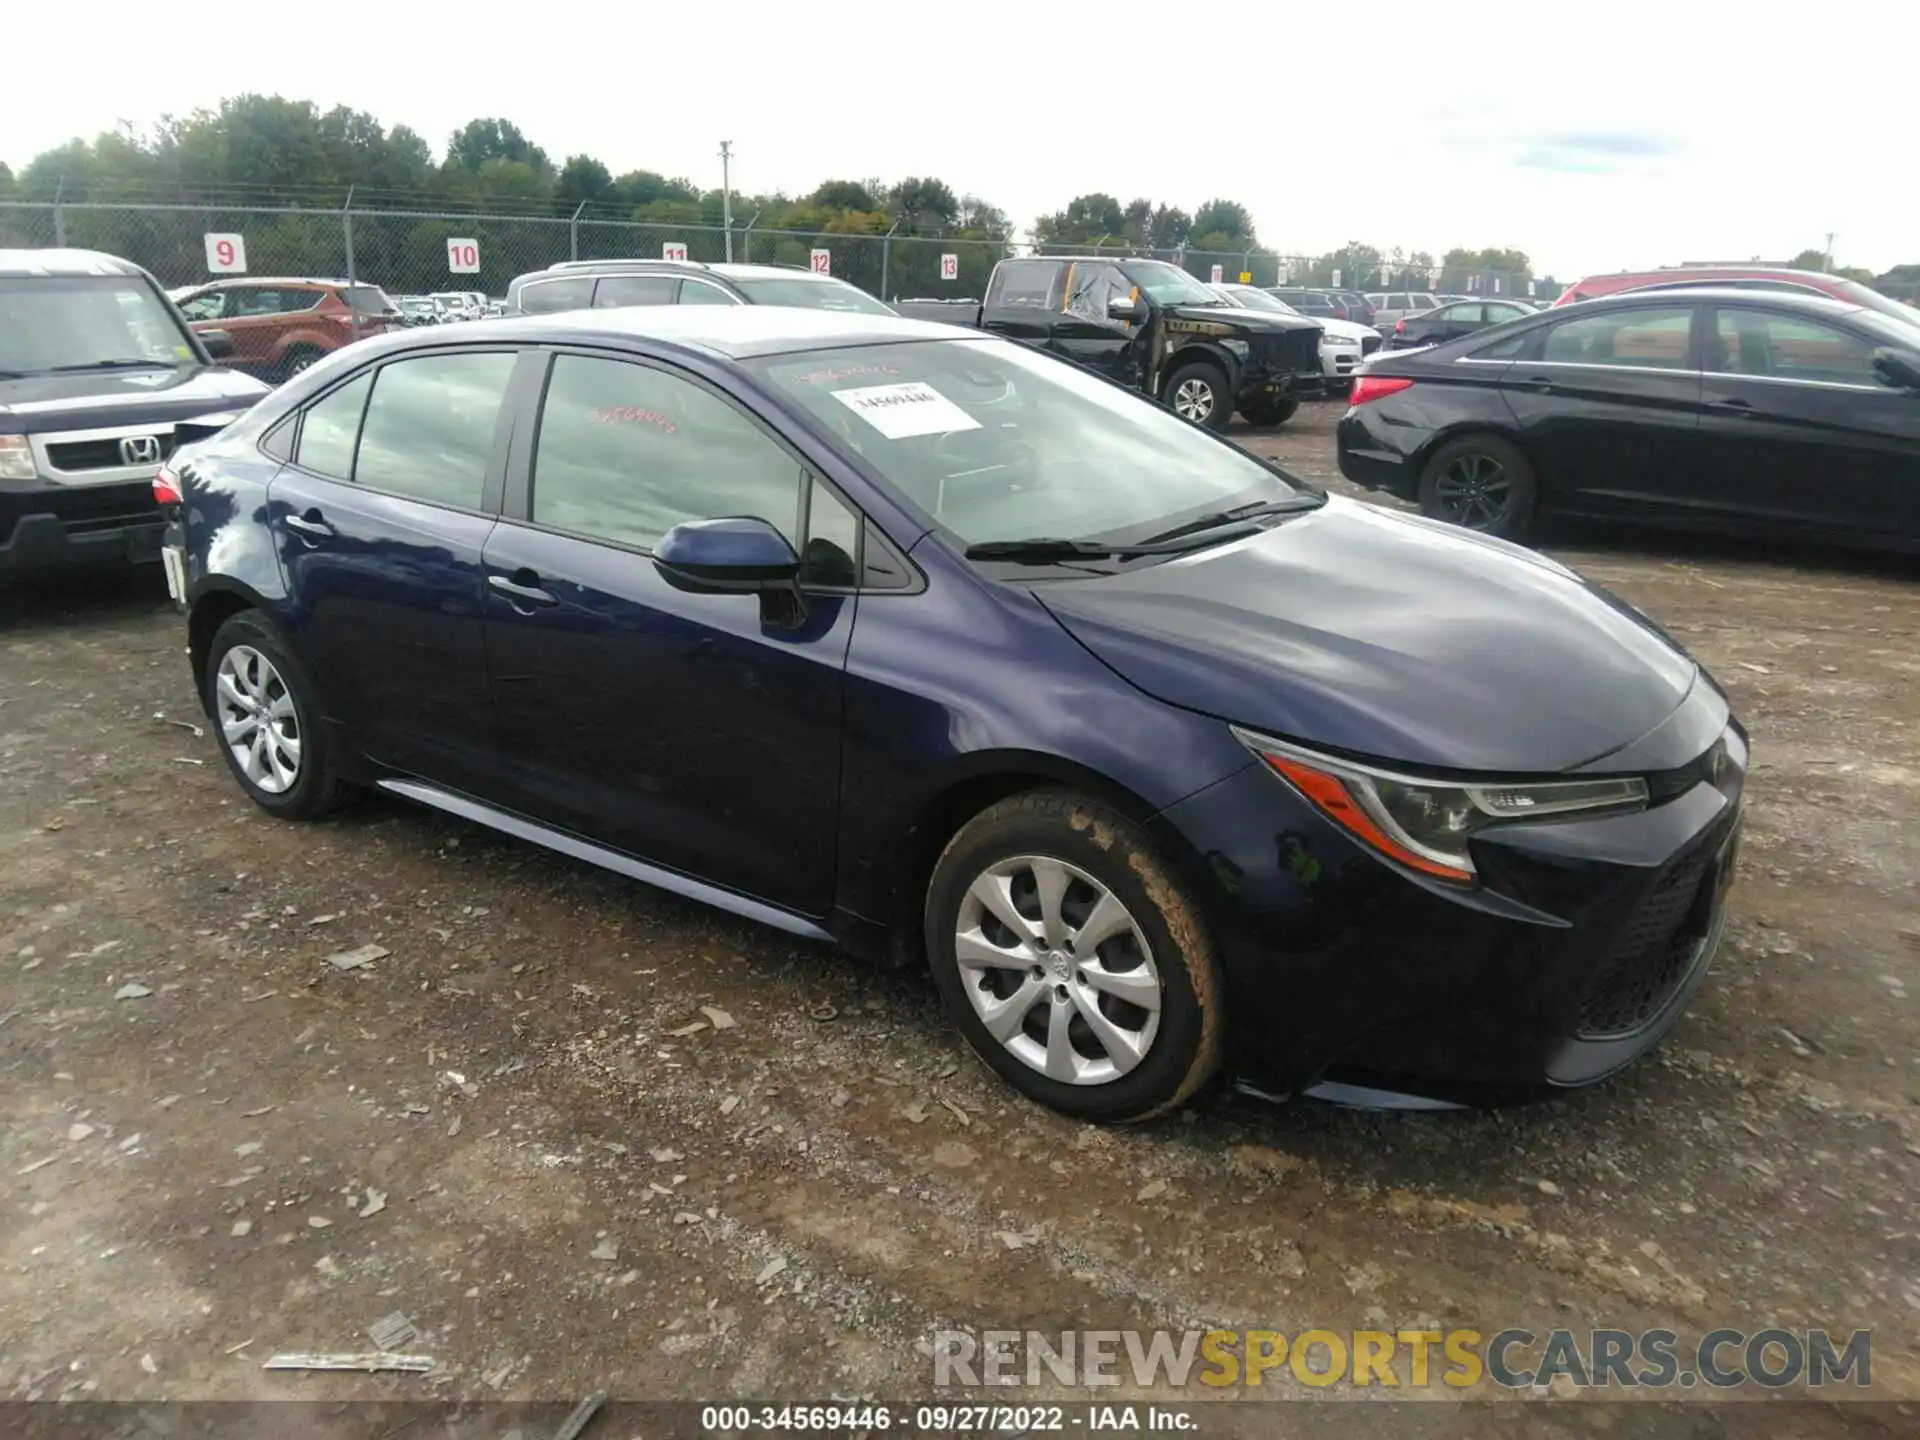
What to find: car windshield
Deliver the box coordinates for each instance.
[750,338,1304,550]
[727,277,896,315]
[1220,286,1299,316]
[1121,260,1221,306]
[344,285,397,314]
[0,275,196,375]
[1831,279,1920,328]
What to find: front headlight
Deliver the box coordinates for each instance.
[1221,339,1250,362]
[1319,335,1360,351]
[1233,728,1649,882]
[0,435,36,481]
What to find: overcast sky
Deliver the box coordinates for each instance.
[5,2,1913,279]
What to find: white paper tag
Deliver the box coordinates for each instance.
[830,381,981,439]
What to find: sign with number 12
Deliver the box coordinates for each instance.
[809,249,831,276]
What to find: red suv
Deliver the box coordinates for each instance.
[1553,266,1918,325]
[173,278,403,383]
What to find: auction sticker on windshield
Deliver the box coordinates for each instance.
[831,381,980,439]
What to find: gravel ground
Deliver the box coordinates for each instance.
[2,400,1916,1431]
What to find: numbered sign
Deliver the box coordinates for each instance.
[1330,269,1343,288]
[1209,264,1224,283]
[446,238,481,274]
[809,248,831,276]
[1275,267,1290,285]
[204,233,247,274]
[939,253,958,281]
[662,242,689,262]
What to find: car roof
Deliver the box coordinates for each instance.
[1582,265,1837,284]
[379,305,969,359]
[193,276,357,289]
[0,247,150,278]
[1568,286,1868,319]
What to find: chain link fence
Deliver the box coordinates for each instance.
[0,200,1017,307]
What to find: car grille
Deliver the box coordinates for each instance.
[1575,839,1724,1039]
[1361,335,1383,356]
[1259,329,1321,373]
[45,434,178,473]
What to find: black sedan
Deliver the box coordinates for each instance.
[1385,297,1536,349]
[1339,287,1920,547]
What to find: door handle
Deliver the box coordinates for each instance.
[488,571,558,608]
[284,509,334,540]
[1517,375,1555,392]
[1710,396,1754,410]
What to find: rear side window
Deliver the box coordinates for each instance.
[1440,303,1484,324]
[294,372,373,479]
[1542,306,1693,369]
[593,275,679,308]
[353,352,516,508]
[531,354,803,551]
[518,278,593,314]
[986,261,1062,309]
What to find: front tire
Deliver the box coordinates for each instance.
[1418,434,1538,539]
[1162,361,1233,432]
[925,792,1225,1123]
[1238,395,1300,429]
[204,611,355,821]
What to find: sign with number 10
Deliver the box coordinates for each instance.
[446,238,481,274]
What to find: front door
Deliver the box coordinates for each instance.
[1694,305,1920,537]
[481,350,856,915]
[268,348,518,793]
[1050,263,1145,387]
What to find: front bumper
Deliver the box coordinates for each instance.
[1150,716,1747,1104]
[1,482,164,576]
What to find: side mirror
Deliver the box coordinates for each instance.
[1106,295,1139,323]
[1871,347,1920,393]
[653,516,801,593]
[199,329,235,359]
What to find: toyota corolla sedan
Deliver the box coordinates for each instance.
[157,307,1746,1121]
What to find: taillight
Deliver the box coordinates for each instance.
[152,464,182,506]
[1394,317,1406,333]
[1349,376,1414,406]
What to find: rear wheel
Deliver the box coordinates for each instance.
[1238,395,1300,429]
[1418,434,1538,539]
[925,791,1225,1123]
[278,346,323,384]
[1162,361,1232,432]
[204,611,356,821]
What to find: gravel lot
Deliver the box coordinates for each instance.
[2,400,1916,1429]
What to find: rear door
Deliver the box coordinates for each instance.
[268,347,519,794]
[479,348,856,913]
[206,285,284,376]
[1496,302,1706,518]
[1696,304,1920,537]
[980,259,1065,346]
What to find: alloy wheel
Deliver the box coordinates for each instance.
[1432,453,1512,530]
[215,645,302,794]
[953,855,1162,1085]
[1171,378,1216,423]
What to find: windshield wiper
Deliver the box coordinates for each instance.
[39,359,174,374]
[1140,496,1323,545]
[965,528,1262,565]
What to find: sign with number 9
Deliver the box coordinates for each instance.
[204,233,248,274]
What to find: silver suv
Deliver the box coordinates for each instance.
[507,259,897,317]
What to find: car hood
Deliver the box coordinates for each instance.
[1034,498,1699,774]
[0,364,270,434]
[1163,304,1323,335]
[1315,317,1379,343]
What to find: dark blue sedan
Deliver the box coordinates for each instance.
[158,306,1746,1121]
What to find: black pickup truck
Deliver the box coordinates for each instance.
[895,255,1323,431]
[2,249,268,580]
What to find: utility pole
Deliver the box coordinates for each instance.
[1823,233,1834,273]
[719,140,734,263]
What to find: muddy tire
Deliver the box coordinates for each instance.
[1239,395,1300,429]
[204,610,356,821]
[924,791,1224,1123]
[1162,360,1233,432]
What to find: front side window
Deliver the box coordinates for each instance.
[353,352,516,508]
[294,372,373,479]
[1714,310,1880,386]
[751,337,1303,550]
[531,354,803,552]
[1065,263,1132,325]
[593,275,679,308]
[1541,306,1693,369]
[518,277,593,314]
[176,290,224,321]
[1120,260,1219,307]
